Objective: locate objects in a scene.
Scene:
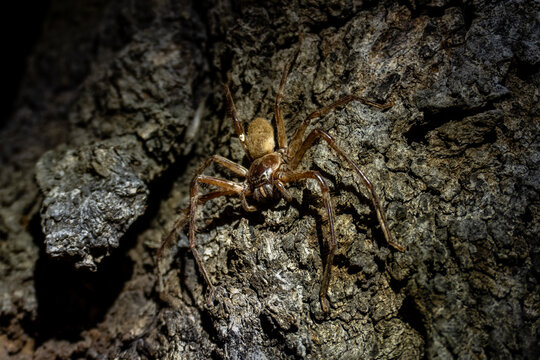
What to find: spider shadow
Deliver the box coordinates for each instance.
[158,201,249,303]
[158,233,223,347]
[193,183,330,271]
[297,166,395,275]
[319,168,391,242]
[166,166,393,309]
[170,196,303,267]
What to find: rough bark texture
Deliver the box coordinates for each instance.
[0,0,538,359]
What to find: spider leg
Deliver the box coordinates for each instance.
[189,175,245,304]
[241,191,257,212]
[159,190,240,262]
[279,170,335,313]
[157,189,238,297]
[275,180,293,202]
[198,154,249,178]
[275,34,303,149]
[287,95,391,158]
[224,83,252,160]
[290,129,405,253]
[158,208,188,273]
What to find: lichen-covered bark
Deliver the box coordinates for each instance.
[0,0,538,359]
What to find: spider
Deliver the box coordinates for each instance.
[159,37,405,313]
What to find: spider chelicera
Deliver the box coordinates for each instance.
[160,37,405,313]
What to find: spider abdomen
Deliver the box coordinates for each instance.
[247,152,283,202]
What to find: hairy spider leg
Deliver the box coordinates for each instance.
[279,170,336,313]
[290,129,405,253]
[185,154,250,303]
[275,34,303,149]
[225,84,252,160]
[199,154,250,177]
[157,189,238,298]
[240,190,257,212]
[287,95,391,158]
[189,174,245,303]
[274,180,293,202]
[159,188,241,262]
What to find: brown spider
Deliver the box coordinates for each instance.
[160,38,405,313]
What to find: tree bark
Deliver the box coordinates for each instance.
[0,0,538,359]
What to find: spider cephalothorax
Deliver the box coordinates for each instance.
[160,36,405,313]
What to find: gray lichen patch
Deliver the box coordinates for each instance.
[36,138,149,269]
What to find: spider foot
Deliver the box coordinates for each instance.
[389,240,406,253]
[204,285,216,306]
[320,296,330,314]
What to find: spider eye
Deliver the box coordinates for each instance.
[247,118,275,159]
